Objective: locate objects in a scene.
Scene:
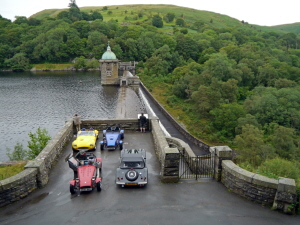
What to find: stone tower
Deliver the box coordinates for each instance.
[99,44,119,85]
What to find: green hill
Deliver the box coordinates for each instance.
[271,22,300,34]
[30,4,247,28]
[30,4,299,35]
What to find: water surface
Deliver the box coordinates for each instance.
[0,71,119,161]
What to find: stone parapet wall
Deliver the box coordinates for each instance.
[0,118,74,208]
[0,168,37,208]
[221,160,297,214]
[150,117,168,164]
[140,83,210,153]
[150,117,179,182]
[81,118,142,132]
[166,137,195,157]
[25,118,74,187]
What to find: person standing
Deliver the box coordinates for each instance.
[139,113,147,133]
[73,114,81,131]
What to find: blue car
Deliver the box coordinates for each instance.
[100,125,124,151]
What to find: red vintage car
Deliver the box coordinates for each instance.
[67,151,102,194]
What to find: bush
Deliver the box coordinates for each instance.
[26,127,51,160]
[257,157,300,181]
[6,142,26,161]
[6,127,51,160]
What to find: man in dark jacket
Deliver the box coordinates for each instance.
[73,114,81,131]
[139,113,147,133]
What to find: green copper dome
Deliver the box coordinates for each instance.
[101,45,117,60]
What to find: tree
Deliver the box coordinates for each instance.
[74,56,87,69]
[26,127,51,160]
[210,103,246,138]
[220,79,239,103]
[191,84,221,117]
[4,53,30,71]
[145,45,172,76]
[28,18,41,26]
[234,124,275,167]
[193,20,204,30]
[280,32,297,50]
[164,13,175,22]
[13,16,28,25]
[235,114,262,135]
[72,20,90,38]
[202,53,234,81]
[176,18,185,26]
[57,11,69,20]
[90,19,109,35]
[269,125,298,160]
[91,11,103,20]
[68,0,82,22]
[175,33,199,61]
[6,142,26,161]
[81,12,92,21]
[152,15,163,28]
[86,31,107,52]
[66,36,86,58]
[180,28,188,34]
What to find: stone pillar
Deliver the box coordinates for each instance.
[160,147,180,183]
[272,177,297,215]
[210,146,233,181]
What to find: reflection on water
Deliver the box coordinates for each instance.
[0,71,119,161]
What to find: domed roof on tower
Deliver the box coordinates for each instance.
[101,42,117,60]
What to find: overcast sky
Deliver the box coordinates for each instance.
[1,0,299,26]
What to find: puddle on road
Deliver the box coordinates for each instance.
[3,192,49,216]
[30,192,49,204]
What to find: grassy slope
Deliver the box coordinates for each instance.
[0,163,26,181]
[30,4,296,34]
[272,22,300,34]
[31,4,245,28]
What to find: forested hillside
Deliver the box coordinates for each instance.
[1,2,300,184]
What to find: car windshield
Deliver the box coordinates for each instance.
[78,131,95,136]
[120,160,144,169]
[107,126,120,132]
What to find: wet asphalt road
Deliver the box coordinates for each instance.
[0,131,299,225]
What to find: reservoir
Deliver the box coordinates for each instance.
[0,71,120,161]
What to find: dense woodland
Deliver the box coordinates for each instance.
[1,2,300,185]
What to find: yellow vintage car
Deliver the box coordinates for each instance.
[72,129,99,151]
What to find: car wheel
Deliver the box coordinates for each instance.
[70,184,76,194]
[125,170,139,181]
[97,182,102,191]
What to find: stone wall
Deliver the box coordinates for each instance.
[81,118,142,132]
[25,118,74,187]
[150,117,179,183]
[222,160,297,214]
[0,168,37,207]
[140,82,210,153]
[0,118,74,208]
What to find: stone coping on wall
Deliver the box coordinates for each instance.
[166,137,195,157]
[222,160,278,189]
[221,160,297,214]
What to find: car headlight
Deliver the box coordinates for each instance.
[90,144,94,147]
[73,144,77,147]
